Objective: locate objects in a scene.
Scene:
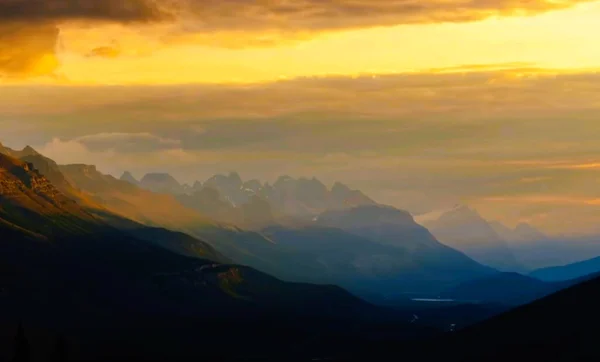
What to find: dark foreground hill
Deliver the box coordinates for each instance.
[332,272,600,362]
[440,272,600,362]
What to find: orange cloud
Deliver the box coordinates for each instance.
[482,195,594,205]
[0,0,595,77]
[0,22,60,77]
[550,162,600,170]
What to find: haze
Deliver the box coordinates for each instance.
[2,0,600,235]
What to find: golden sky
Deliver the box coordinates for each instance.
[2,0,600,234]
[1,0,600,84]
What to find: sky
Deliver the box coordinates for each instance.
[2,0,600,235]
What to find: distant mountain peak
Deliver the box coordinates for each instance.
[120,171,139,185]
[228,171,242,182]
[139,173,184,195]
[275,175,294,185]
[332,182,350,192]
[0,143,40,158]
[141,172,179,182]
[440,204,485,222]
[21,145,39,155]
[422,204,524,272]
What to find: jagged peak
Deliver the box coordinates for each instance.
[228,171,242,181]
[331,181,351,192]
[274,175,295,187]
[21,145,39,155]
[141,172,180,183]
[447,204,481,217]
[120,171,139,184]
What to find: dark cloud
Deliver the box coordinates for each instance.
[0,0,166,76]
[0,0,591,30]
[0,0,167,22]
[177,0,593,31]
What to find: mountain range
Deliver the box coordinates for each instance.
[418,205,526,272]
[418,205,600,273]
[0,149,434,361]
[114,167,497,298]
[1,143,495,301]
[134,169,600,279]
[530,255,600,282]
[123,171,377,225]
[490,221,548,243]
[4,141,600,361]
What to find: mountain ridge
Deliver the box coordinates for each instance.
[420,204,525,272]
[530,255,600,282]
[0,151,430,361]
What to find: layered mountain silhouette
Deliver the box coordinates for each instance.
[419,205,525,272]
[4,141,599,361]
[125,171,377,225]
[1,145,495,301]
[0,151,432,361]
[116,169,495,297]
[490,221,547,243]
[310,205,495,296]
[530,255,600,282]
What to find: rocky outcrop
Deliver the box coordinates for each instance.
[0,157,61,200]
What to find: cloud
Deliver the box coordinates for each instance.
[37,137,119,170]
[0,0,167,23]
[0,0,593,75]
[175,0,593,32]
[87,45,121,58]
[0,23,60,77]
[6,68,599,123]
[36,137,199,176]
[518,176,552,183]
[76,132,181,151]
[74,132,181,153]
[146,0,597,50]
[1,0,589,28]
[0,0,166,77]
